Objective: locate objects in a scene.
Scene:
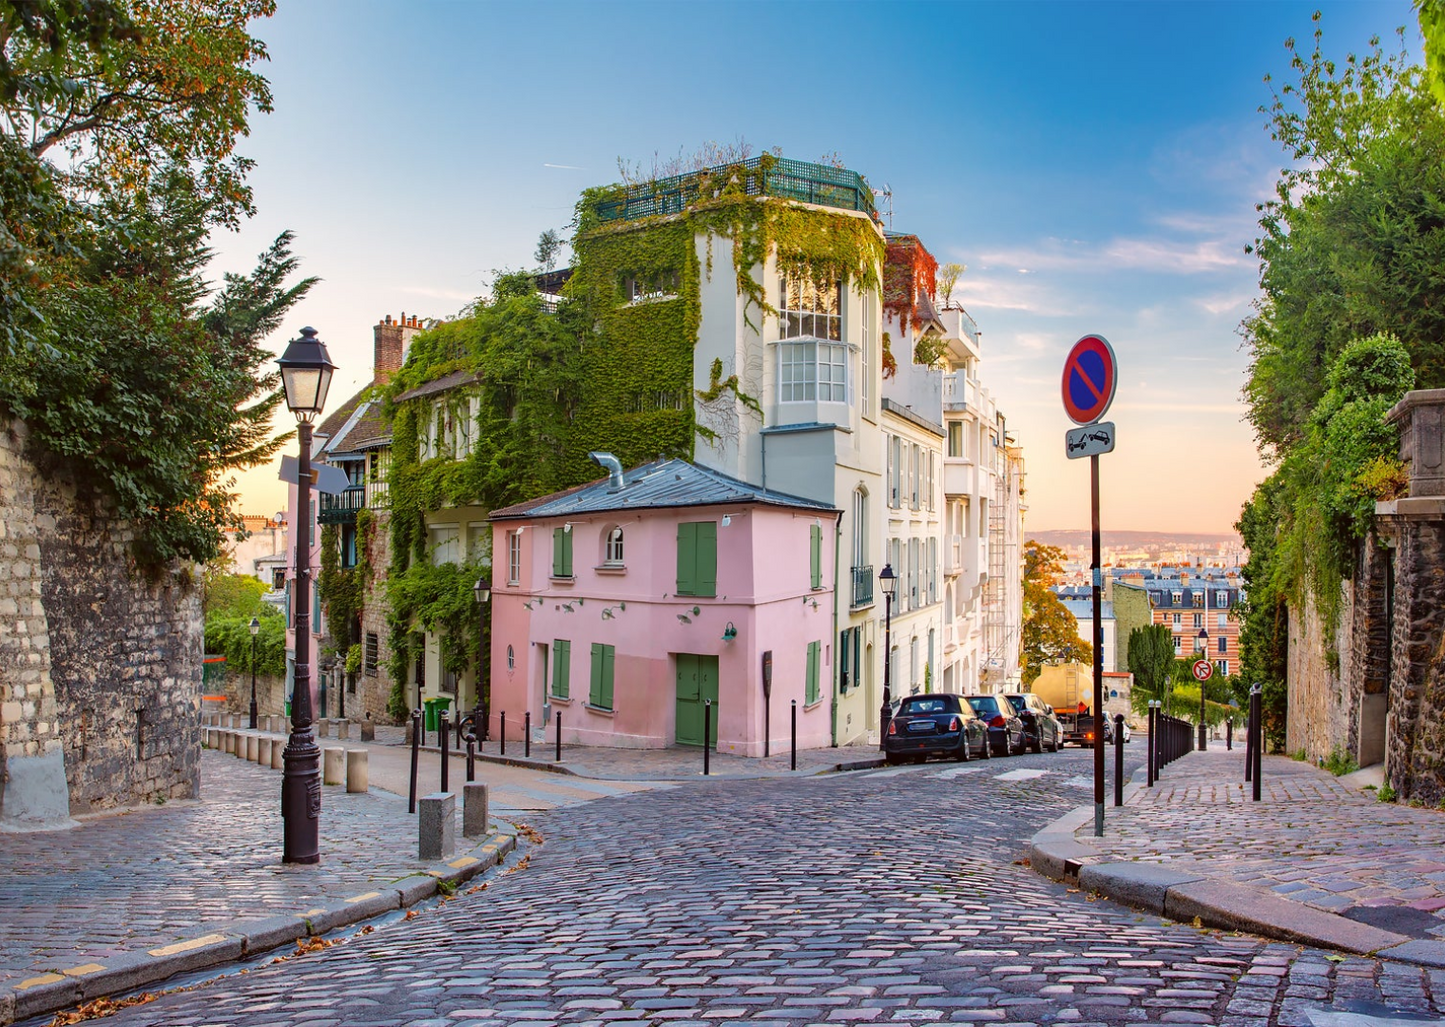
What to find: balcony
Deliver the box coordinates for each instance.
[851,565,874,609]
[944,535,963,576]
[592,157,876,225]
[318,486,365,526]
[942,371,981,413]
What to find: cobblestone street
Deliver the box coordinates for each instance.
[52,749,1445,1027]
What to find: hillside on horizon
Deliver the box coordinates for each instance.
[1028,529,1242,549]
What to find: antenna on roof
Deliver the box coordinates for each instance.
[878,183,894,229]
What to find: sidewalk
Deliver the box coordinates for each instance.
[1028,747,1445,968]
[0,726,881,1025]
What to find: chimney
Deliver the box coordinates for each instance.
[373,312,423,385]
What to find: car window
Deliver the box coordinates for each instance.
[967,696,999,716]
[899,697,950,715]
[1003,695,1026,714]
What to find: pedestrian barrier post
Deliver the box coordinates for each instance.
[790,699,797,771]
[1113,714,1124,807]
[1226,717,1233,751]
[439,710,450,794]
[525,710,531,758]
[1146,701,1156,787]
[1250,682,1263,801]
[555,710,563,763]
[418,792,455,861]
[703,699,711,776]
[463,782,488,839]
[408,709,421,814]
[1244,698,1254,783]
[500,711,506,756]
[465,733,476,783]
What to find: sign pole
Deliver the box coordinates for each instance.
[1091,453,1104,837]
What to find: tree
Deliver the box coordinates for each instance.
[534,228,562,272]
[1418,0,1445,105]
[1021,540,1093,684]
[1126,623,1174,715]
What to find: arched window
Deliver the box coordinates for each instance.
[604,526,624,565]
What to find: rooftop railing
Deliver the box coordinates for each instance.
[593,157,877,224]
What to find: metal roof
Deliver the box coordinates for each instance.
[394,369,478,404]
[490,458,840,522]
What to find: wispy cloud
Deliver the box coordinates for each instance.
[544,162,586,170]
[979,234,1250,276]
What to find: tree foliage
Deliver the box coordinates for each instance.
[1021,540,1093,685]
[0,1,302,568]
[1126,623,1174,713]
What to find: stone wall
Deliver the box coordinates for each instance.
[1383,515,1445,805]
[1285,589,1349,761]
[217,669,287,722]
[0,416,202,826]
[357,509,399,723]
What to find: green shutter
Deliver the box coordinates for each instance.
[553,528,564,577]
[806,640,820,705]
[697,521,716,597]
[552,639,570,698]
[810,523,822,589]
[562,530,572,577]
[676,522,696,595]
[590,643,614,710]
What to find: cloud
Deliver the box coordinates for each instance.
[979,234,1250,276]
[543,162,586,170]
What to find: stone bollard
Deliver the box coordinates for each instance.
[317,719,330,739]
[234,732,250,759]
[323,746,346,785]
[346,749,368,793]
[463,782,489,839]
[245,733,259,762]
[361,715,375,742]
[258,736,273,767]
[336,719,350,741]
[270,737,284,770]
[418,792,455,860]
[220,730,233,755]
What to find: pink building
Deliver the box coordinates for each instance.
[489,456,842,756]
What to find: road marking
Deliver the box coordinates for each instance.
[936,766,990,779]
[62,964,106,977]
[993,769,1049,782]
[447,856,479,869]
[16,973,65,990]
[147,934,226,957]
[344,891,382,904]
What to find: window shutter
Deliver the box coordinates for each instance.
[562,531,572,577]
[810,524,822,589]
[806,640,820,705]
[552,639,570,698]
[553,529,564,577]
[601,645,614,709]
[676,522,696,595]
[590,643,604,707]
[698,521,717,597]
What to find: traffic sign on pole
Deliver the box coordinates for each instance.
[1061,334,1118,425]
[1065,421,1116,460]
[1192,659,1213,682]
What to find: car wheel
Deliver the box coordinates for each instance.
[1052,731,1062,753]
[885,752,902,765]
[979,729,991,758]
[956,737,970,762]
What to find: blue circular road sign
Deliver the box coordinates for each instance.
[1061,334,1118,425]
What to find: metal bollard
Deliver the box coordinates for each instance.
[1146,701,1156,787]
[1244,702,1254,782]
[703,699,711,776]
[790,699,797,771]
[1226,717,1233,751]
[409,709,422,814]
[525,710,531,758]
[1113,714,1125,807]
[500,711,506,757]
[439,710,450,794]
[1250,683,1263,801]
[555,710,562,762]
[465,733,476,783]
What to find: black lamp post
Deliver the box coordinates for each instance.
[1197,627,1209,751]
[277,326,335,865]
[878,563,898,750]
[248,616,260,729]
[473,577,491,741]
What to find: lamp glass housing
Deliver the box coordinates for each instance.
[878,563,898,599]
[249,616,260,637]
[277,327,336,420]
[474,578,491,604]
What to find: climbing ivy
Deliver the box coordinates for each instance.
[316,507,374,659]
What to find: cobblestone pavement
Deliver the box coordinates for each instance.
[60,749,1445,1027]
[0,750,645,990]
[1089,750,1445,938]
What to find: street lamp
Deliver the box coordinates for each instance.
[878,563,898,749]
[1197,626,1209,751]
[473,577,491,741]
[277,326,335,865]
[248,616,260,729]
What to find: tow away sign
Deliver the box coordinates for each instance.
[1065,421,1116,460]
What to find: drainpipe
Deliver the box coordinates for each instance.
[588,451,624,490]
[831,510,843,747]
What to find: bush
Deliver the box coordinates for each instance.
[1323,747,1359,777]
[205,609,286,678]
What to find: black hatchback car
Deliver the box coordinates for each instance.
[884,693,990,765]
[1002,692,1064,753]
[965,694,1026,756]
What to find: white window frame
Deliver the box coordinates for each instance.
[605,526,624,566]
[778,340,848,403]
[508,531,522,584]
[861,291,873,418]
[779,274,842,342]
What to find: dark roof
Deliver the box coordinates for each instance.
[394,369,478,404]
[328,398,391,455]
[490,458,840,521]
[534,267,573,294]
[316,388,366,440]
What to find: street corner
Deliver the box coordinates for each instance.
[6,970,79,1026]
[1025,803,1102,881]
[1077,861,1205,915]
[1163,879,1412,955]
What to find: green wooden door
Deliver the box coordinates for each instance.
[675,653,719,746]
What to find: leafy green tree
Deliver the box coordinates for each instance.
[1418,0,1445,105]
[1021,540,1092,685]
[1126,623,1174,715]
[203,570,269,619]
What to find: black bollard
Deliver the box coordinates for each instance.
[408,708,422,814]
[439,710,450,793]
[703,699,711,776]
[1226,716,1233,751]
[525,710,531,758]
[555,710,562,762]
[500,711,506,757]
[1244,706,1254,782]
[1114,714,1125,807]
[466,733,476,783]
[790,699,797,771]
[1250,684,1263,801]
[1146,702,1155,787]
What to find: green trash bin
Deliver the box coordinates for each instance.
[423,697,439,733]
[434,695,452,727]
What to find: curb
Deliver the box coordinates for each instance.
[430,746,885,782]
[0,830,518,1027]
[1027,805,1445,968]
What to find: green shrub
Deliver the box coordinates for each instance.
[1323,748,1359,777]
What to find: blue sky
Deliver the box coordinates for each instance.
[218,0,1421,534]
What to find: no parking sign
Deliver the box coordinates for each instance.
[1061,334,1118,426]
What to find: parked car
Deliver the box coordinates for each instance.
[1101,717,1131,744]
[884,693,990,765]
[1002,692,1064,753]
[965,694,1026,756]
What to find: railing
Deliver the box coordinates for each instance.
[851,565,873,609]
[318,487,365,525]
[594,157,876,224]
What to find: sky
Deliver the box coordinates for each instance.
[215,0,1422,536]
